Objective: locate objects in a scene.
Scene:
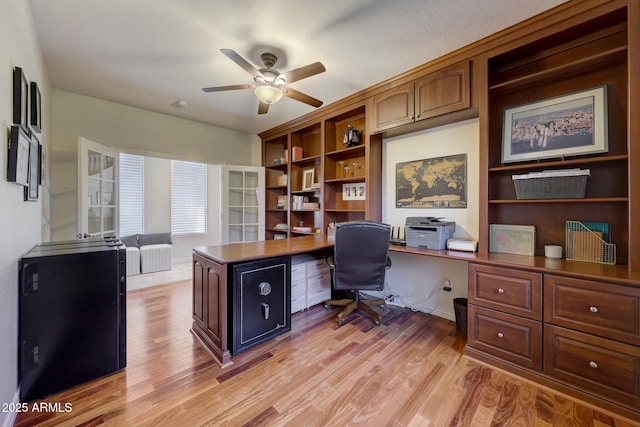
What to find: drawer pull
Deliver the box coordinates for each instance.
[589,306,598,313]
[497,332,504,338]
[498,288,505,294]
[589,361,598,369]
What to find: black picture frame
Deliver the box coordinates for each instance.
[24,134,40,201]
[30,81,42,133]
[7,125,30,186]
[13,67,28,129]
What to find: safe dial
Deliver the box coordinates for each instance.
[259,282,272,296]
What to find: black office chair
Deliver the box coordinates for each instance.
[324,220,392,326]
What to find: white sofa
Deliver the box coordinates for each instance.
[121,233,172,275]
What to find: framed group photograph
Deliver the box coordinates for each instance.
[502,85,608,163]
[342,182,366,200]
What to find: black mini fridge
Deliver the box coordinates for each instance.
[19,238,127,402]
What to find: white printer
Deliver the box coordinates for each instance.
[405,217,455,250]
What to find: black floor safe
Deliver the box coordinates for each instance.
[230,256,291,355]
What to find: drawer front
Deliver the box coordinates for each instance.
[544,275,640,346]
[306,259,330,277]
[291,279,306,298]
[468,264,542,320]
[291,294,306,314]
[291,264,306,281]
[468,305,542,370]
[544,325,640,406]
[307,275,331,306]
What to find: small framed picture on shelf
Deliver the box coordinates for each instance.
[342,182,365,200]
[302,168,315,191]
[502,85,608,163]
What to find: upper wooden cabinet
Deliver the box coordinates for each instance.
[371,61,471,133]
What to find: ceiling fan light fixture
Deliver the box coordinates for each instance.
[254,85,284,104]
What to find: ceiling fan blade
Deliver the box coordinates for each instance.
[220,49,263,78]
[258,101,270,115]
[284,88,323,108]
[281,62,326,84]
[202,84,253,92]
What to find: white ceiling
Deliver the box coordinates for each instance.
[28,0,568,136]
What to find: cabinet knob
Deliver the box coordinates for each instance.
[589,306,598,313]
[589,361,598,369]
[498,288,505,294]
[497,332,504,338]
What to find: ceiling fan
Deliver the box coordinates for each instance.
[203,49,326,114]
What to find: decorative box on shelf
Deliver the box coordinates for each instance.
[512,169,590,199]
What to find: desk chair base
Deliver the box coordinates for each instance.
[325,291,385,326]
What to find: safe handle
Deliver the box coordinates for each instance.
[262,302,270,319]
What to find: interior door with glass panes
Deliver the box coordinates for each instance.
[222,165,265,243]
[78,137,118,239]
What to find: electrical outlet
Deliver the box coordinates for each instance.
[442,279,452,292]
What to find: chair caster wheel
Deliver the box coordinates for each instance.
[337,319,344,326]
[373,320,380,326]
[324,304,331,310]
[380,304,385,308]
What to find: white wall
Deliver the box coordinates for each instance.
[49,89,261,241]
[381,119,480,320]
[0,1,50,425]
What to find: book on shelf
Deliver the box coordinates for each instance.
[276,195,288,209]
[291,226,312,233]
[276,174,288,186]
[273,233,287,240]
[302,202,319,210]
[292,195,305,210]
[274,223,288,230]
[292,146,303,161]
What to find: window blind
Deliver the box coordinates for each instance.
[118,153,144,237]
[171,160,207,235]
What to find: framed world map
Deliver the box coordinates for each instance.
[396,153,467,208]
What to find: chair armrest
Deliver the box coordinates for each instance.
[326,254,335,270]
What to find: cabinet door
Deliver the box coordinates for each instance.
[415,61,470,121]
[192,255,205,327]
[371,82,414,132]
[205,260,226,349]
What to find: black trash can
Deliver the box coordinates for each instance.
[453,298,468,333]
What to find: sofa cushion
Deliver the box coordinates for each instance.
[138,232,172,246]
[120,234,138,248]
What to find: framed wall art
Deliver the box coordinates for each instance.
[502,85,608,163]
[396,153,467,208]
[24,134,40,201]
[342,182,365,200]
[30,81,42,133]
[7,125,30,186]
[13,66,29,129]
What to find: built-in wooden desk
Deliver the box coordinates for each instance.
[191,236,640,421]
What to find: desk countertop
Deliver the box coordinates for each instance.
[194,236,640,286]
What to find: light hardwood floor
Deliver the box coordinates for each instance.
[15,277,639,426]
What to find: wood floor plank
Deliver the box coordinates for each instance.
[14,279,640,426]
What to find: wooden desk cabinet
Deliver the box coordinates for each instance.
[468,262,640,419]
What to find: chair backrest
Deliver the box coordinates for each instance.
[333,220,391,291]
